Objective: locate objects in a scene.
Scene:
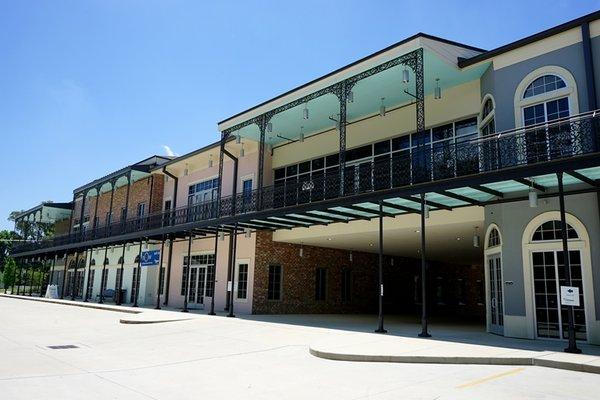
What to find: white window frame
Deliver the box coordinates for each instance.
[234,259,251,302]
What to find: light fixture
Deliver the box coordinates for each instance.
[240,143,245,158]
[299,244,304,258]
[208,154,213,168]
[347,91,354,103]
[143,242,149,250]
[184,163,189,176]
[402,68,410,84]
[529,179,538,208]
[327,237,332,241]
[379,97,386,117]
[267,122,273,133]
[424,204,430,219]
[219,231,225,241]
[369,243,374,247]
[473,226,480,248]
[434,78,442,100]
[349,251,353,262]
[390,258,394,266]
[456,237,462,241]
[303,102,309,120]
[415,229,420,233]
[299,126,304,143]
[235,133,241,144]
[244,228,251,238]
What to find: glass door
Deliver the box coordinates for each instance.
[532,250,586,341]
[187,266,207,306]
[488,254,504,335]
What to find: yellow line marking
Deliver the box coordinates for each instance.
[456,367,526,389]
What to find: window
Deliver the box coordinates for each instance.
[341,268,352,303]
[86,269,95,297]
[164,200,172,211]
[101,268,109,291]
[315,267,327,301]
[523,98,569,126]
[205,264,215,297]
[115,268,122,291]
[181,265,189,296]
[242,179,253,195]
[93,216,100,229]
[237,263,248,300]
[532,220,578,241]
[188,178,219,205]
[130,267,139,303]
[106,212,112,225]
[158,267,165,295]
[137,203,146,217]
[267,265,282,300]
[488,227,501,248]
[523,75,566,98]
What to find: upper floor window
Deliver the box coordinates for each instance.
[514,67,579,128]
[523,75,566,98]
[479,95,495,137]
[188,178,219,205]
[488,227,501,248]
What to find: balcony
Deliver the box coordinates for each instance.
[13,111,600,255]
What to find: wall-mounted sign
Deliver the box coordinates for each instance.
[141,250,161,267]
[560,286,580,307]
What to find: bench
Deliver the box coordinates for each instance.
[95,289,127,303]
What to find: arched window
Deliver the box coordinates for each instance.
[103,257,109,266]
[532,220,579,241]
[90,259,96,266]
[78,259,86,268]
[118,256,124,264]
[69,260,75,268]
[134,255,140,263]
[514,67,578,128]
[523,75,566,98]
[488,227,501,247]
[479,95,495,137]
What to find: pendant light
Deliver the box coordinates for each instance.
[299,126,304,143]
[529,187,538,208]
[239,143,245,158]
[235,133,241,144]
[473,226,481,248]
[424,196,430,219]
[379,97,386,117]
[208,154,214,168]
[143,242,149,250]
[219,231,225,241]
[390,257,394,266]
[266,122,273,133]
[299,244,304,258]
[347,90,354,103]
[244,228,251,238]
[184,163,189,176]
[434,78,442,100]
[402,68,410,83]
[303,102,309,120]
[349,251,353,262]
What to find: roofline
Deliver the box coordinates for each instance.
[151,136,235,171]
[459,10,600,68]
[13,202,73,220]
[218,32,485,127]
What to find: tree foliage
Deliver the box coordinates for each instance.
[2,257,16,290]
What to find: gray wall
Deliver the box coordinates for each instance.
[485,192,600,320]
[480,39,592,132]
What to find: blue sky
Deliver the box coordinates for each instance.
[1,0,599,230]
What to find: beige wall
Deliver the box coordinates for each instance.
[271,80,481,169]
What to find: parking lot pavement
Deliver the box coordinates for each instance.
[1,297,599,399]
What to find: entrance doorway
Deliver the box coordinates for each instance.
[487,254,504,335]
[183,253,215,308]
[188,265,207,306]
[532,249,586,340]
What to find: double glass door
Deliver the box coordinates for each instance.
[188,266,208,306]
[532,250,587,340]
[487,254,504,335]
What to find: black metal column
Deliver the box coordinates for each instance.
[71,252,80,300]
[99,248,108,304]
[558,172,581,353]
[418,193,431,338]
[227,223,238,318]
[338,80,347,196]
[49,255,56,292]
[209,227,219,316]
[39,257,47,297]
[257,116,267,210]
[116,243,127,305]
[60,255,68,299]
[78,191,88,240]
[91,185,101,237]
[16,259,23,295]
[133,238,143,307]
[155,236,166,309]
[28,262,34,296]
[415,48,425,136]
[182,232,193,312]
[164,236,174,306]
[83,249,92,302]
[375,200,386,333]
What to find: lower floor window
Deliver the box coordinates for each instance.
[315,267,327,301]
[341,268,352,303]
[237,263,248,299]
[268,265,282,300]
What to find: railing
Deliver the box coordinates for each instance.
[13,111,600,254]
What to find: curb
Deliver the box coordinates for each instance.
[1,293,140,314]
[309,347,600,374]
[119,317,193,324]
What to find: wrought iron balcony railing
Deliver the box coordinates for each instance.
[13,110,600,254]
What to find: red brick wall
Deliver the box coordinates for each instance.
[253,231,380,314]
[74,174,165,229]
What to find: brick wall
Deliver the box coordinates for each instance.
[253,231,484,318]
[253,231,380,314]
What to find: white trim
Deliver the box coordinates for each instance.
[239,173,255,190]
[478,93,496,132]
[513,66,579,128]
[186,174,219,188]
[521,211,598,343]
[234,258,251,303]
[483,223,505,335]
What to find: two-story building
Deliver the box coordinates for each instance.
[11,12,600,351]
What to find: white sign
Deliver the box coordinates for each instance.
[227,281,232,292]
[560,286,580,306]
[45,284,59,299]
[380,284,384,296]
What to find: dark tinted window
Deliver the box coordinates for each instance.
[268,265,282,300]
[374,140,390,155]
[274,168,285,180]
[326,153,339,166]
[299,161,310,174]
[346,145,372,162]
[432,123,453,141]
[286,164,297,177]
[392,135,410,151]
[311,157,324,170]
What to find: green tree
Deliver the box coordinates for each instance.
[0,230,19,272]
[2,257,16,291]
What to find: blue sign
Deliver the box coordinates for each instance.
[141,250,161,266]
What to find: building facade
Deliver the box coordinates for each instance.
[10,12,600,348]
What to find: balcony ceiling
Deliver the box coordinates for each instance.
[234,48,490,146]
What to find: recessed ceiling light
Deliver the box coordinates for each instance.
[369,243,374,247]
[456,237,461,241]
[327,238,332,241]
[415,229,420,233]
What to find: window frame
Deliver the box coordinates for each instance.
[267,264,282,301]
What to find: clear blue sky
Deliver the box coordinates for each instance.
[1,0,599,230]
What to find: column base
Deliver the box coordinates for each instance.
[564,346,582,354]
[374,328,387,334]
[418,332,432,338]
